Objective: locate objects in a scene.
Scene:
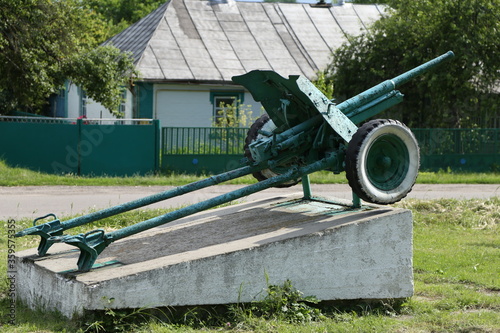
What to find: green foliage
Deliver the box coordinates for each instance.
[211,102,257,154]
[313,71,334,100]
[84,0,167,37]
[227,279,325,328]
[248,279,324,323]
[63,45,139,115]
[85,304,164,333]
[415,171,500,184]
[0,0,137,115]
[324,0,500,128]
[213,101,257,128]
[0,159,498,186]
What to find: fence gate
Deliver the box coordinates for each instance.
[0,116,160,176]
[161,127,248,175]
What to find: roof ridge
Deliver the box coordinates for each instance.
[103,1,171,64]
[104,0,382,82]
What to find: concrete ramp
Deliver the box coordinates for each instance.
[15,195,413,318]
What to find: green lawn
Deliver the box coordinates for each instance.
[0,198,498,332]
[1,160,499,186]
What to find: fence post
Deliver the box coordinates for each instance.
[154,119,160,173]
[77,118,82,175]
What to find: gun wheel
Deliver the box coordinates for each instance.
[345,119,419,204]
[244,114,300,188]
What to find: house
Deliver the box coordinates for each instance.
[48,81,134,119]
[56,0,386,126]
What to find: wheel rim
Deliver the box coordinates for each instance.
[365,133,410,191]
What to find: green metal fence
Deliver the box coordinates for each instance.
[412,128,499,172]
[2,119,497,176]
[162,127,500,174]
[0,116,160,176]
[162,127,248,174]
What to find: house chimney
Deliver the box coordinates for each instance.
[311,0,332,8]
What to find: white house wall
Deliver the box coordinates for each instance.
[65,83,133,119]
[66,84,81,119]
[85,92,133,119]
[154,84,263,128]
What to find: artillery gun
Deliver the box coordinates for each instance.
[15,51,455,271]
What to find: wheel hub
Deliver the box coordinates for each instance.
[378,156,392,168]
[366,134,410,191]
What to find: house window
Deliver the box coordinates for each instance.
[214,96,237,125]
[118,90,127,115]
[211,92,244,126]
[80,89,87,117]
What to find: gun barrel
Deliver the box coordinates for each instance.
[337,51,455,117]
[391,51,455,87]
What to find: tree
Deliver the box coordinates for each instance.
[213,101,256,128]
[0,0,138,115]
[324,0,500,128]
[84,0,168,37]
[63,46,138,116]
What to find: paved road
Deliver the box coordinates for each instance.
[1,184,498,221]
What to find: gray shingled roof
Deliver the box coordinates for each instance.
[105,0,385,83]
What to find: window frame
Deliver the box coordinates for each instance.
[79,88,87,117]
[210,91,245,126]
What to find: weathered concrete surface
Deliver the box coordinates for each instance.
[15,195,413,318]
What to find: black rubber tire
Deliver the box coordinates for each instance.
[345,119,420,204]
[244,114,300,187]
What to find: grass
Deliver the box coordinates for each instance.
[1,160,499,186]
[0,197,499,332]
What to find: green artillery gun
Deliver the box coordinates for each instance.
[15,51,455,271]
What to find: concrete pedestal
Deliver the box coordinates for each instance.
[15,194,413,318]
